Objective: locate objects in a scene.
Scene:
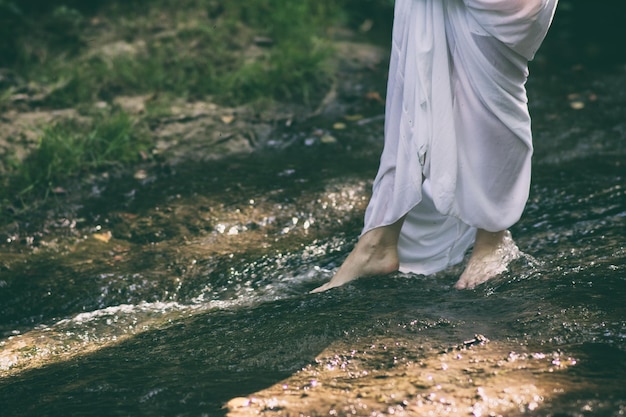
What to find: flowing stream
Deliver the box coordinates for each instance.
[0,63,625,416]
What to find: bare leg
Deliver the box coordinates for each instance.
[311,217,406,293]
[454,229,521,289]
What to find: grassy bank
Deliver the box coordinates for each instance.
[1,0,343,108]
[1,0,395,214]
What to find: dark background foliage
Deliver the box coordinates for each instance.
[2,0,626,68]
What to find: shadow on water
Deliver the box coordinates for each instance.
[0,295,343,416]
[1,265,625,416]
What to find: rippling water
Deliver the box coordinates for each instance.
[0,66,625,416]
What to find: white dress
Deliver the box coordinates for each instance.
[362,0,558,275]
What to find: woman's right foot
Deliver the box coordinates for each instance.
[310,239,399,293]
[310,220,405,293]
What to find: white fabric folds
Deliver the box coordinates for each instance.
[362,0,557,275]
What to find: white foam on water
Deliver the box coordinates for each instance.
[50,263,331,332]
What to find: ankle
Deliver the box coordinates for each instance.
[356,237,396,260]
[475,229,507,247]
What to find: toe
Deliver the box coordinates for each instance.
[454,279,469,290]
[310,283,331,293]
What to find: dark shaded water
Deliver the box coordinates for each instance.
[1,62,625,416]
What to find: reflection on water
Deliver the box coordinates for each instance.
[0,67,625,416]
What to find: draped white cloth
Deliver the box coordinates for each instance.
[362,0,558,275]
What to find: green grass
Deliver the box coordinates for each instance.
[4,0,343,108]
[3,111,148,203]
[0,0,393,216]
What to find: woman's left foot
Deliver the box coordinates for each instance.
[454,230,521,289]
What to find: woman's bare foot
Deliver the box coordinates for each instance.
[454,229,521,289]
[311,218,405,293]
